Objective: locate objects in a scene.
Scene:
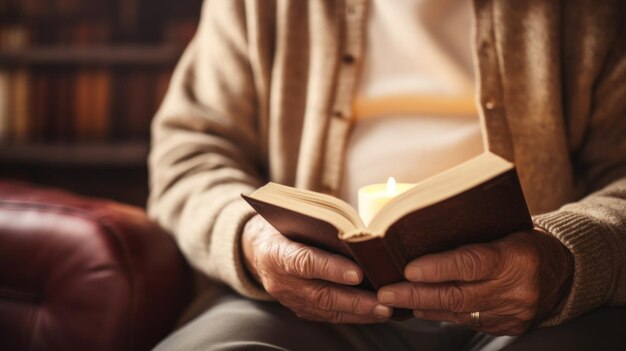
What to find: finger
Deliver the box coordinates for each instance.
[301,282,393,319]
[281,242,364,285]
[404,244,502,283]
[378,281,483,312]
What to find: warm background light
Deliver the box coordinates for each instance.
[358,177,414,226]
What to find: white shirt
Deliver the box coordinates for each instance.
[340,0,484,207]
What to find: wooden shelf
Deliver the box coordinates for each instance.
[0,45,183,66]
[0,142,149,166]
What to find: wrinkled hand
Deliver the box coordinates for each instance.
[377,229,574,335]
[242,215,392,323]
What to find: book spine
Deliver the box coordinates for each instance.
[55,68,73,141]
[127,69,151,140]
[109,69,124,141]
[73,68,91,141]
[344,236,413,320]
[31,69,47,142]
[43,70,59,142]
[11,69,30,143]
[0,68,10,143]
[0,23,30,50]
[344,237,405,289]
[92,68,112,141]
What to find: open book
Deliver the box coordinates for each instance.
[242,152,533,291]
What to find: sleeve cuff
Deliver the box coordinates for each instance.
[209,198,273,301]
[174,182,272,301]
[533,210,615,326]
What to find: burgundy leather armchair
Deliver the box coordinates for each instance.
[0,181,192,351]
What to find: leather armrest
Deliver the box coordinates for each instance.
[0,181,192,351]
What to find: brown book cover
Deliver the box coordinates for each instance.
[44,70,59,142]
[242,153,533,293]
[73,68,92,141]
[32,69,49,142]
[11,69,31,143]
[55,68,75,142]
[73,68,111,142]
[0,24,30,50]
[109,69,128,141]
[92,68,112,141]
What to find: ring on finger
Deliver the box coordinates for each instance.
[469,311,481,326]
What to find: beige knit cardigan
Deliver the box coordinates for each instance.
[148,0,626,326]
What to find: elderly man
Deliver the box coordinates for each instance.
[149,0,626,349]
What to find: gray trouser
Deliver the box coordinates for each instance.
[155,290,626,351]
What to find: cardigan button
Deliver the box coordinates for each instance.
[480,41,490,53]
[484,99,496,110]
[342,53,356,64]
[332,110,349,120]
[332,110,345,118]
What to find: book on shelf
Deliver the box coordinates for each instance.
[0,0,200,145]
[74,67,92,141]
[74,67,112,141]
[92,68,112,141]
[0,68,10,141]
[243,152,533,292]
[0,23,30,50]
[18,0,111,20]
[30,68,46,141]
[55,69,72,140]
[11,68,30,143]
[0,67,172,144]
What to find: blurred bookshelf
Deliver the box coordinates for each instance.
[0,0,202,206]
[0,45,183,66]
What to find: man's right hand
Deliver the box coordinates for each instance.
[242,214,392,323]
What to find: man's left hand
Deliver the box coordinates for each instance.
[377,229,574,335]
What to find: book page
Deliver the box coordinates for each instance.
[246,183,365,232]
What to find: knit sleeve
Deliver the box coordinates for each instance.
[534,15,626,326]
[147,0,271,300]
[534,179,626,326]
